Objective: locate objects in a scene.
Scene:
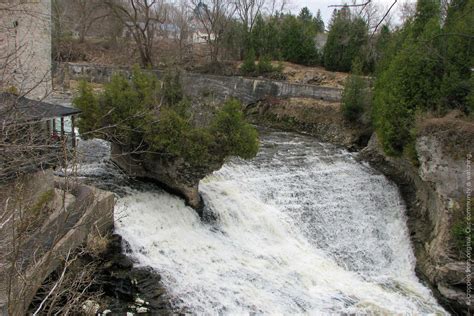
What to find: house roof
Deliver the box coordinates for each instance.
[0,92,81,124]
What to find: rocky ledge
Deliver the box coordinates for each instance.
[111,143,223,212]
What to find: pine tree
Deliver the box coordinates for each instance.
[314,9,325,33]
[372,0,442,155]
[438,0,474,112]
[241,48,256,74]
[323,6,368,72]
[342,59,369,122]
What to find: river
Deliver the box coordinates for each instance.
[76,129,445,314]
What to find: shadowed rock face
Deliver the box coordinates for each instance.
[360,133,473,315]
[111,143,223,212]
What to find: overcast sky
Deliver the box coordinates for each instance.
[290,0,412,27]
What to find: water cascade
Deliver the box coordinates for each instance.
[78,130,445,314]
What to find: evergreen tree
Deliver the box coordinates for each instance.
[298,7,313,23]
[342,59,370,122]
[323,6,368,72]
[280,14,319,65]
[314,9,325,33]
[438,0,474,112]
[240,48,257,74]
[372,0,442,155]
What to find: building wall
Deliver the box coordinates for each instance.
[0,0,52,99]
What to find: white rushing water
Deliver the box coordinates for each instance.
[110,130,445,314]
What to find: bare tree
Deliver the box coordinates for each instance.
[235,0,266,33]
[168,0,193,63]
[72,0,111,43]
[190,0,236,63]
[106,0,168,67]
[398,0,416,24]
[265,0,288,16]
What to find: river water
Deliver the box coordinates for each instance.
[76,129,445,314]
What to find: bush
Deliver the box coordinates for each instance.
[240,49,256,75]
[74,68,259,167]
[211,99,259,159]
[256,55,275,74]
[341,60,369,123]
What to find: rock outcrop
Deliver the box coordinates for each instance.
[359,117,473,314]
[111,143,223,212]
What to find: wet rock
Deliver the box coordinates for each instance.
[93,234,173,314]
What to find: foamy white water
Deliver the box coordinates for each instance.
[112,131,445,314]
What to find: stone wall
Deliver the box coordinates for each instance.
[0,0,52,99]
[56,63,342,105]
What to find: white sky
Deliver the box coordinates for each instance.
[290,0,412,27]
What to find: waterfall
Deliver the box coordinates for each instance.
[108,130,445,314]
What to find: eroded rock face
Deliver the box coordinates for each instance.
[360,133,473,314]
[111,143,223,212]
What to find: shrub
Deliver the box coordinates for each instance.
[162,70,184,106]
[73,81,101,139]
[211,99,259,159]
[341,60,369,123]
[240,49,256,75]
[256,55,275,74]
[74,68,259,167]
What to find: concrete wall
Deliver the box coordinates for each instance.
[57,63,343,104]
[0,0,53,99]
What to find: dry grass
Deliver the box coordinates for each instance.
[278,62,349,88]
[417,110,474,158]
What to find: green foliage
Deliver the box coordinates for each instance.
[372,0,447,156]
[240,48,257,74]
[99,66,160,146]
[323,7,368,72]
[211,99,259,159]
[247,11,321,66]
[74,68,259,167]
[342,60,370,122]
[162,70,184,106]
[314,9,325,33]
[241,50,281,76]
[280,14,319,65]
[438,0,474,112]
[73,81,101,139]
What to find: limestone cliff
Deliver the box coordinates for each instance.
[359,115,473,314]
